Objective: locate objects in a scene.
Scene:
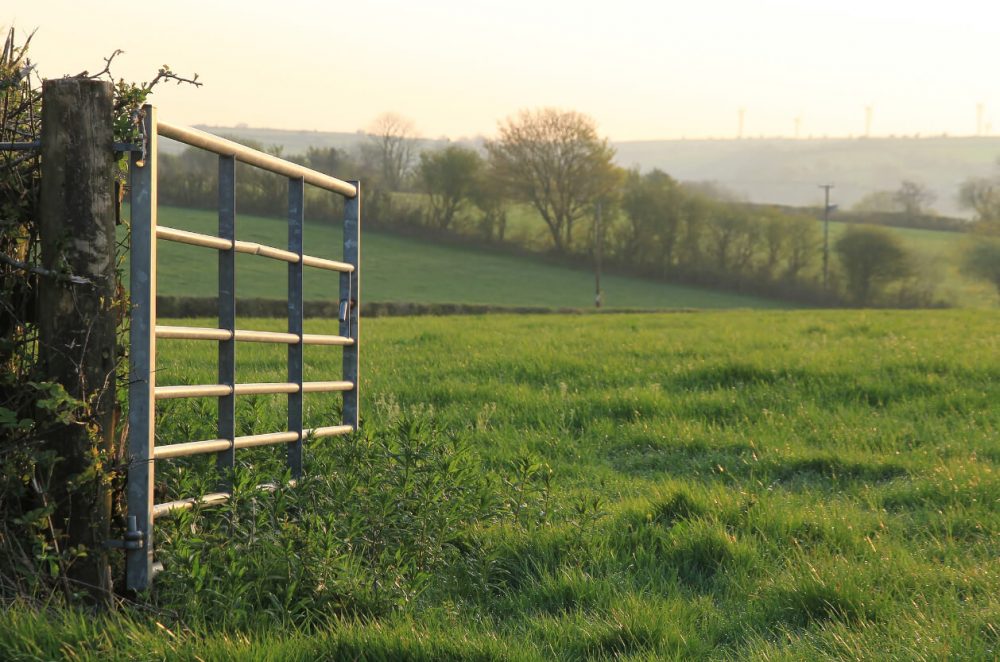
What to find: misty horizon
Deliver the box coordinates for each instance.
[12,0,1000,142]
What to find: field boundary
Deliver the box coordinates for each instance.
[155,295,704,318]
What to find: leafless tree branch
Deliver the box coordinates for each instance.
[0,250,93,285]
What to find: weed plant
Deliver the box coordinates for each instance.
[152,418,501,628]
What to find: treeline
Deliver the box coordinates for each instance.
[760,203,970,234]
[158,140,348,221]
[157,109,949,308]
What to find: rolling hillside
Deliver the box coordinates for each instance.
[146,206,997,309]
[150,206,788,310]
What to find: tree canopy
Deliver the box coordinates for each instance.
[417,145,482,230]
[486,108,619,252]
[959,176,1000,224]
[834,225,912,305]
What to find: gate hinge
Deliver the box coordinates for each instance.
[104,515,146,551]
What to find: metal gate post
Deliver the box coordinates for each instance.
[126,105,158,591]
[288,177,305,476]
[341,182,360,430]
[217,155,237,481]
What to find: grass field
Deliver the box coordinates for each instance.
[4,310,997,659]
[394,194,996,309]
[823,220,996,307]
[147,204,999,310]
[497,201,996,308]
[150,206,786,310]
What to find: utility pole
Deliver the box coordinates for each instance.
[819,184,834,290]
[594,201,602,308]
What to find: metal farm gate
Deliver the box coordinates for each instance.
[125,105,361,590]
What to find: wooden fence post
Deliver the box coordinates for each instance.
[38,78,117,603]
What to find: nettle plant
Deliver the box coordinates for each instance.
[151,416,504,628]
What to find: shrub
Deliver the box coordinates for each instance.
[834,225,913,305]
[960,236,1000,302]
[151,417,501,628]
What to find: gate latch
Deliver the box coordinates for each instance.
[104,515,145,551]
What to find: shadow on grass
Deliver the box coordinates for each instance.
[760,455,908,487]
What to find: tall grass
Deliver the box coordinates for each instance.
[2,310,997,660]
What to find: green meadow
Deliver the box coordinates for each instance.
[497,202,996,308]
[140,204,999,311]
[823,220,995,307]
[4,310,997,659]
[149,206,786,310]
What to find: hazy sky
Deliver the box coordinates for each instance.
[10,1,1000,141]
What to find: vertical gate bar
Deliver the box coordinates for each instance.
[287,177,305,477]
[126,104,158,591]
[217,155,236,482]
[341,182,360,430]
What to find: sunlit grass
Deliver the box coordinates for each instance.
[3,310,997,659]
[144,206,786,310]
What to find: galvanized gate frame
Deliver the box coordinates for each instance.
[126,105,360,591]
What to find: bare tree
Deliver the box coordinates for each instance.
[893,180,935,216]
[783,214,821,280]
[959,176,1000,223]
[960,236,1000,301]
[851,189,900,214]
[486,108,619,252]
[365,112,418,191]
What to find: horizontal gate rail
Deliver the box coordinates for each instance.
[154,492,231,518]
[158,120,357,197]
[155,325,353,345]
[152,472,315,517]
[155,226,355,272]
[127,104,361,591]
[153,425,354,461]
[155,380,353,399]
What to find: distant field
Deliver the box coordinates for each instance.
[5,310,997,658]
[150,206,787,310]
[396,194,997,308]
[823,219,995,307]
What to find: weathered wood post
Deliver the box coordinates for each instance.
[38,78,117,603]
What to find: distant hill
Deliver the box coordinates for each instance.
[159,125,374,156]
[163,126,1000,217]
[615,136,1000,217]
[162,125,454,158]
